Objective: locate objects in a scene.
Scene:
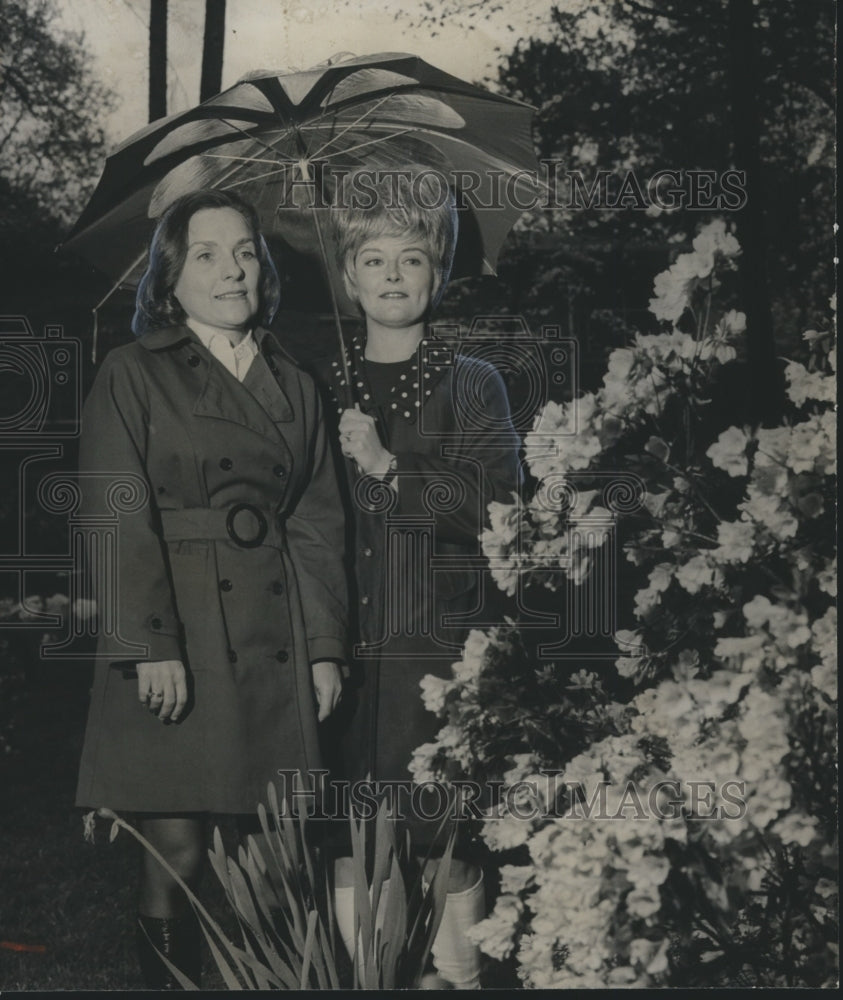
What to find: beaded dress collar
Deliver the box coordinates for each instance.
[328,332,453,424]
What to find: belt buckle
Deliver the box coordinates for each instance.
[226,503,268,549]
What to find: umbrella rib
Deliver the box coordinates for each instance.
[317,129,416,162]
[307,92,398,160]
[203,152,296,166]
[216,116,294,161]
[221,165,292,189]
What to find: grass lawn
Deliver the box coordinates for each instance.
[0,659,238,991]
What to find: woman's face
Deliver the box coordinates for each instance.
[346,234,439,330]
[173,207,261,332]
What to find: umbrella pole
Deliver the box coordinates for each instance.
[309,204,356,410]
[90,249,148,363]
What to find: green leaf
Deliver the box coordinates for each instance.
[299,910,319,989]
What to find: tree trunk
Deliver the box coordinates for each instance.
[148,0,167,122]
[200,0,227,102]
[726,0,784,425]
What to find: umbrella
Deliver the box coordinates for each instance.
[62,52,542,373]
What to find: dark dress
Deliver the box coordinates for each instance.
[323,333,521,846]
[75,325,347,814]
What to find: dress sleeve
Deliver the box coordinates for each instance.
[391,361,522,546]
[284,377,348,664]
[78,351,183,664]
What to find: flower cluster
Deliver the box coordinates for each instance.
[413,224,837,987]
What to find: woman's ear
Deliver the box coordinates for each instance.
[430,269,443,304]
[342,259,359,304]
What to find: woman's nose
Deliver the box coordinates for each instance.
[385,260,401,282]
[222,254,245,279]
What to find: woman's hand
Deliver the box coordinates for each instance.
[311,660,343,721]
[339,408,393,476]
[138,660,188,722]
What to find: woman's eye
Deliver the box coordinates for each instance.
[404,256,422,265]
[196,252,213,262]
[237,249,256,261]
[363,258,382,266]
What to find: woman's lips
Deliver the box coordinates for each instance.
[380,292,408,298]
[215,290,247,299]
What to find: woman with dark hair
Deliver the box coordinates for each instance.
[75,189,347,989]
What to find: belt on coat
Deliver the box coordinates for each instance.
[159,505,284,551]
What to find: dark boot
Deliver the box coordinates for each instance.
[136,913,201,990]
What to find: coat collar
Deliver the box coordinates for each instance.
[140,325,295,431]
[328,332,453,424]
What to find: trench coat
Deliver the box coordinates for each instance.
[75,325,347,814]
[323,334,521,833]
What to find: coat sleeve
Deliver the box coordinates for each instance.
[78,350,183,665]
[284,376,348,664]
[391,360,522,546]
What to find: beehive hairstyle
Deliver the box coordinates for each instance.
[330,167,458,309]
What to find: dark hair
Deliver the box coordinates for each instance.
[131,189,281,336]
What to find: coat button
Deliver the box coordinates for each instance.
[361,595,369,605]
[150,617,162,630]
[273,464,287,478]
[228,649,238,663]
[275,650,289,663]
[362,547,373,557]
[271,581,284,595]
[220,457,233,470]
[219,579,233,592]
[188,354,200,367]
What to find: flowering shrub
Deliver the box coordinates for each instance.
[413,221,837,987]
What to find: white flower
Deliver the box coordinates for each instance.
[466,894,523,960]
[706,426,751,476]
[419,673,451,714]
[15,595,46,620]
[675,554,722,594]
[772,811,818,847]
[711,519,756,564]
[408,742,440,784]
[692,218,741,262]
[817,558,836,597]
[810,659,837,701]
[626,884,662,918]
[482,811,532,851]
[452,629,496,685]
[45,593,69,615]
[784,360,836,406]
[739,486,799,540]
[72,597,98,621]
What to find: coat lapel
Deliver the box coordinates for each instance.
[139,325,290,440]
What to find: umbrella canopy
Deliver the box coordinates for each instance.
[63,52,543,377]
[64,52,540,287]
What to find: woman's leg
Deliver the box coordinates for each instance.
[139,815,206,916]
[136,815,205,989]
[421,856,485,990]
